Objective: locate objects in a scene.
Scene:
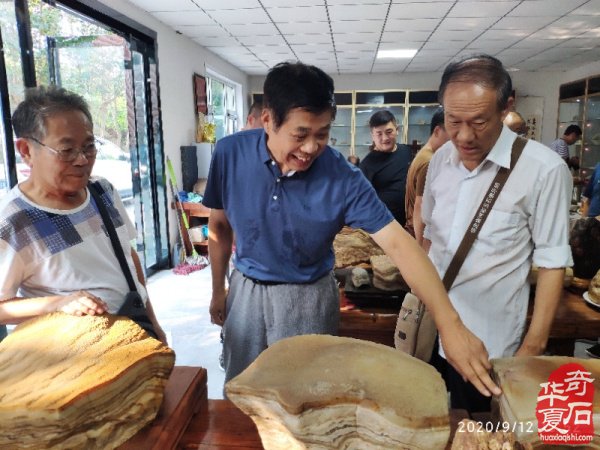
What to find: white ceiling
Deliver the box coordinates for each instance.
[127,0,600,75]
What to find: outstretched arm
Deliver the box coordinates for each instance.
[371,220,501,398]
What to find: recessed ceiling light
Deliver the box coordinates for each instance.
[376,49,417,59]
[506,67,520,72]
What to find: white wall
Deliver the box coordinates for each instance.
[250,65,599,146]
[95,0,249,249]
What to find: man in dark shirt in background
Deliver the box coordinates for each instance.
[359,110,413,226]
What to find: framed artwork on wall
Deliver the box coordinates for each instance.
[193,73,208,115]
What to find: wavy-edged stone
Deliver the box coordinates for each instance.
[491,356,600,448]
[226,334,450,449]
[0,312,175,449]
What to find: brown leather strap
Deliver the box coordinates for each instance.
[441,136,527,291]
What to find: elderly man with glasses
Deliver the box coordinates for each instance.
[0,85,166,344]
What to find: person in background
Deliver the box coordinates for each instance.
[549,124,582,163]
[347,154,360,166]
[204,61,500,399]
[243,100,263,130]
[503,111,528,136]
[0,85,166,344]
[422,54,572,413]
[359,110,413,226]
[405,108,448,245]
[581,162,600,218]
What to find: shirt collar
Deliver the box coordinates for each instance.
[258,130,272,164]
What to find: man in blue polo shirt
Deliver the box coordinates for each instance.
[203,61,501,400]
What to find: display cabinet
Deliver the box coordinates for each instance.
[583,77,600,179]
[330,92,353,159]
[406,91,440,146]
[558,76,600,181]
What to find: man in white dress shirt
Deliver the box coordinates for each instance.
[422,55,573,413]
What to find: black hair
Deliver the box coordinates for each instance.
[368,110,397,128]
[430,108,444,135]
[12,85,93,139]
[565,124,582,136]
[263,61,336,129]
[438,54,512,111]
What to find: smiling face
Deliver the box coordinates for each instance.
[17,109,95,206]
[443,82,510,171]
[370,121,398,152]
[262,107,333,174]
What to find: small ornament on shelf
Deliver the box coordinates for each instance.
[195,112,205,143]
[202,122,216,143]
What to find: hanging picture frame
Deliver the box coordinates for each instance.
[193,73,208,116]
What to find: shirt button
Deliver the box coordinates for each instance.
[273,195,278,200]
[277,178,281,183]
[271,161,275,166]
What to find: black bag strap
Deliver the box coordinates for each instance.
[88,183,138,293]
[441,136,527,290]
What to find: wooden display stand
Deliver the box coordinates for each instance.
[119,366,208,449]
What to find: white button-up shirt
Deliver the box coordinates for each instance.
[422,126,573,358]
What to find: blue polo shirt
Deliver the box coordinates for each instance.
[203,128,393,283]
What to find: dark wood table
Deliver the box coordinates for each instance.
[339,288,600,353]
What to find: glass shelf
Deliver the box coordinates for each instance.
[558,78,600,182]
[558,99,585,122]
[407,105,441,145]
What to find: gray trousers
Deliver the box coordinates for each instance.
[223,270,339,385]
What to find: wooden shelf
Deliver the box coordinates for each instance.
[172,202,211,256]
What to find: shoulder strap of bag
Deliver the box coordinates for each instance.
[88,182,138,292]
[441,136,527,291]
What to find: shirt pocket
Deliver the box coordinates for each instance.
[473,209,522,255]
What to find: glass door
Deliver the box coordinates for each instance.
[19,0,168,272]
[127,44,169,271]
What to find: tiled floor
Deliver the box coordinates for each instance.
[146,266,225,399]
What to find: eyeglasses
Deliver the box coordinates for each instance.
[27,136,98,162]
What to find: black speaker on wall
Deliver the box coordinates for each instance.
[180,146,198,192]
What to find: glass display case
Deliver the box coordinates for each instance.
[558,76,600,182]
[330,92,354,158]
[583,89,600,180]
[407,91,440,147]
[330,107,353,158]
